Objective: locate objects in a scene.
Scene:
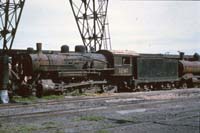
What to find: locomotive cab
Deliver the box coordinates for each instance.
[98,50,139,76]
[112,51,134,76]
[98,50,139,92]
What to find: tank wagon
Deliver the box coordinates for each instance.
[8,43,200,97]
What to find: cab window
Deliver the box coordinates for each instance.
[122,57,130,64]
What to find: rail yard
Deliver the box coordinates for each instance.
[0,1,199,133]
[0,0,200,103]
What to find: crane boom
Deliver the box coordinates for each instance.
[0,0,25,52]
[69,0,111,52]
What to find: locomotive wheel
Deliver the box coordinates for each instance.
[175,82,180,89]
[166,83,171,89]
[117,82,126,92]
[187,79,194,88]
[36,84,43,98]
[194,84,199,88]
[180,82,188,89]
[137,85,141,89]
[171,83,175,89]
[150,85,154,90]
[101,85,117,93]
[17,84,32,97]
[161,84,165,89]
[143,85,150,91]
[135,85,141,92]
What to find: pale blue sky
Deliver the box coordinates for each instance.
[14,0,200,54]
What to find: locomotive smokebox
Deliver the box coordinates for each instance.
[36,43,42,54]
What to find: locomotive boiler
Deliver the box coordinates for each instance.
[22,44,108,78]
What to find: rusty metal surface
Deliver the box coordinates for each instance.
[179,60,200,74]
[28,52,107,74]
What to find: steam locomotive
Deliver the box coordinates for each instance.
[8,43,200,97]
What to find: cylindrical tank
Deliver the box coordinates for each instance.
[179,60,200,74]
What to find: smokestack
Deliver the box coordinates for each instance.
[36,43,42,54]
[180,52,184,60]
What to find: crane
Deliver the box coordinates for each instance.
[69,0,111,52]
[0,0,25,103]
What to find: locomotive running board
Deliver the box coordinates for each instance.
[62,80,107,89]
[58,71,100,77]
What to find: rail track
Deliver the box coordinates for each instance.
[1,96,199,119]
[0,91,199,119]
[0,87,195,109]
[0,94,145,118]
[0,95,115,109]
[0,88,199,120]
[0,88,197,110]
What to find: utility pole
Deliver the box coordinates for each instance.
[0,0,25,103]
[69,0,111,52]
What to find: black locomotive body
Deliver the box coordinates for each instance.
[8,43,200,96]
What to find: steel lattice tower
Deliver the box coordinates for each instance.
[0,0,25,103]
[0,0,25,53]
[69,0,111,52]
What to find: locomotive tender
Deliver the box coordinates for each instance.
[9,43,200,96]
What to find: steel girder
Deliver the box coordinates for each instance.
[0,0,25,53]
[69,0,111,52]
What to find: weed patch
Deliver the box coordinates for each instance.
[42,95,64,100]
[12,96,38,103]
